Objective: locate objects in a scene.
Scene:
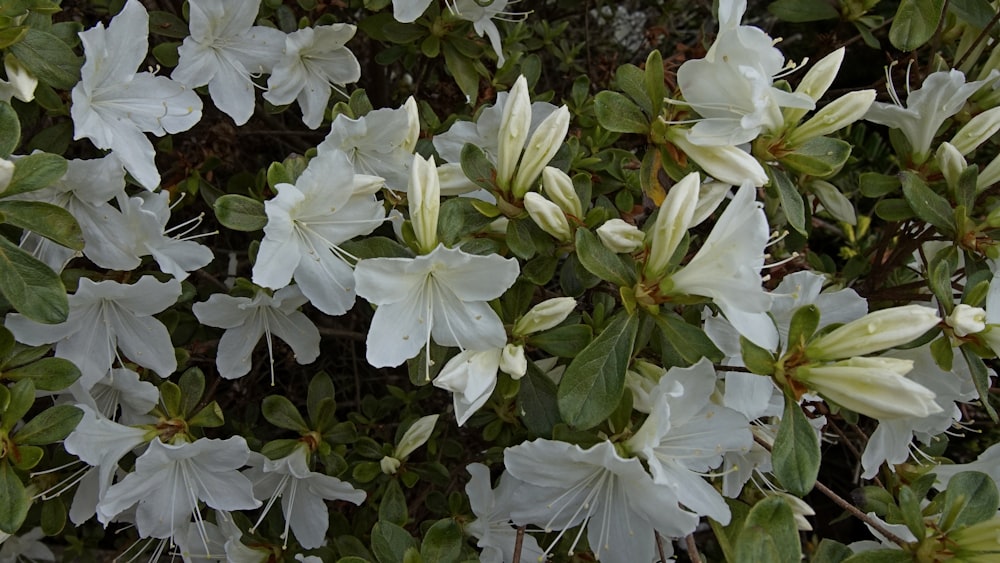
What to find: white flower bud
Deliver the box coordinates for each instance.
[950,106,1000,155]
[512,105,570,198]
[352,173,387,195]
[0,158,13,194]
[513,297,576,336]
[500,343,527,379]
[978,152,1000,191]
[597,218,644,253]
[380,456,401,475]
[523,192,571,241]
[409,154,440,253]
[796,358,941,420]
[785,48,845,125]
[394,414,439,460]
[936,142,967,189]
[402,96,420,153]
[786,90,876,145]
[645,172,699,279]
[541,167,583,218]
[691,180,730,227]
[3,54,37,103]
[805,305,941,361]
[497,76,531,189]
[667,127,768,187]
[946,304,987,337]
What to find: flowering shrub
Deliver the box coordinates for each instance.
[3,0,1000,561]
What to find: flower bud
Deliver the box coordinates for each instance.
[946,304,987,337]
[667,127,768,187]
[541,167,583,218]
[394,414,439,460]
[409,154,440,253]
[597,218,644,253]
[691,180,730,227]
[500,343,527,379]
[0,158,13,194]
[951,106,1000,155]
[795,358,941,420]
[645,172,699,279]
[786,90,876,146]
[3,54,37,103]
[513,297,576,336]
[978,152,1000,191]
[497,76,531,189]
[380,455,401,475]
[402,96,420,153]
[785,48,845,125]
[805,305,941,361]
[512,105,570,198]
[523,192,571,241]
[936,142,967,189]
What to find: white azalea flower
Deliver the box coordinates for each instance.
[252,149,385,315]
[866,69,997,162]
[625,359,753,524]
[465,463,545,563]
[391,0,434,23]
[97,437,260,540]
[265,24,362,130]
[116,191,215,281]
[676,0,814,145]
[0,528,54,563]
[5,276,181,387]
[452,0,525,68]
[192,285,321,382]
[0,54,37,104]
[67,367,159,423]
[172,0,285,125]
[248,446,366,549]
[434,348,503,425]
[317,98,419,192]
[503,439,698,563]
[70,0,202,190]
[354,244,519,368]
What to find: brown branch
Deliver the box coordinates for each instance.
[512,526,525,563]
[685,533,702,563]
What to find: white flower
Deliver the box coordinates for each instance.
[97,437,260,539]
[192,285,321,381]
[71,0,202,190]
[465,463,545,563]
[5,276,181,387]
[866,69,997,162]
[624,359,753,523]
[252,149,385,315]
[434,348,503,425]
[116,191,215,281]
[265,24,362,129]
[503,439,698,563]
[249,446,366,549]
[354,244,519,368]
[0,54,37,104]
[172,0,285,125]
[0,528,54,563]
[452,0,525,68]
[317,98,418,192]
[676,0,814,146]
[67,367,159,424]
[945,303,987,337]
[391,0,433,22]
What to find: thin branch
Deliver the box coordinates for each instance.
[655,531,669,563]
[813,480,910,548]
[512,526,525,563]
[955,7,1000,70]
[685,533,702,563]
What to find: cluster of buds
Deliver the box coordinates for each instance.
[496,76,570,198]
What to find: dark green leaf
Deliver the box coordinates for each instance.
[781,137,853,178]
[557,312,638,429]
[459,143,496,192]
[308,372,335,427]
[262,395,310,433]
[158,381,182,418]
[0,461,29,534]
[0,101,19,158]
[842,550,917,563]
[740,336,777,375]
[771,166,807,235]
[526,324,592,358]
[811,539,853,563]
[594,91,649,134]
[644,50,665,119]
[13,404,81,445]
[768,0,840,21]
[889,0,945,51]
[371,521,417,563]
[3,356,78,391]
[772,395,820,496]
[811,180,857,225]
[788,305,821,348]
[874,199,916,222]
[574,228,636,287]
[379,480,409,527]
[506,217,537,259]
[938,471,1000,531]
[653,312,724,367]
[736,496,802,563]
[860,173,900,198]
[442,42,479,105]
[178,367,205,418]
[419,518,462,563]
[213,194,267,232]
[437,197,495,245]
[962,338,998,421]
[518,360,561,435]
[1,379,34,432]
[3,152,67,198]
[0,27,28,50]
[0,237,67,324]
[8,28,81,89]
[40,497,66,537]
[900,171,955,234]
[148,10,189,38]
[340,236,413,260]
[0,201,83,250]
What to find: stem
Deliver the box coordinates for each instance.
[955,7,1000,71]
[655,531,668,563]
[685,533,702,563]
[512,525,525,563]
[813,481,910,548]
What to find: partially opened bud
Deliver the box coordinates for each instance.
[936,142,967,189]
[946,304,987,337]
[805,305,941,361]
[500,343,527,379]
[409,154,440,253]
[786,90,876,145]
[786,48,845,125]
[512,106,571,198]
[645,172,699,279]
[597,219,644,253]
[394,414,439,460]
[402,96,420,153]
[950,106,1000,155]
[3,54,37,103]
[497,76,531,189]
[380,456,401,475]
[542,167,583,218]
[513,297,576,335]
[523,192,571,241]
[795,357,941,419]
[667,127,768,187]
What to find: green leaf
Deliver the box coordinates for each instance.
[949,0,995,27]
[178,367,206,418]
[788,305,821,348]
[437,197,495,246]
[938,471,1000,531]
[13,404,81,445]
[459,143,496,192]
[897,485,925,540]
[506,217,537,260]
[148,10,189,38]
[526,324,592,358]
[0,237,67,324]
[574,228,636,287]
[0,326,12,360]
[0,27,28,50]
[419,518,462,563]
[442,42,479,105]
[3,152,67,198]
[213,194,267,232]
[518,360,561,435]
[928,253,956,312]
[781,136,853,178]
[158,381,182,418]
[187,402,224,428]
[371,521,418,563]
[735,496,802,563]
[653,312,724,367]
[740,336,777,375]
[40,496,67,537]
[842,550,917,563]
[768,0,840,21]
[8,28,81,89]
[929,335,954,371]
[900,171,955,234]
[1,379,33,432]
[811,539,853,563]
[644,50,665,119]
[594,91,649,134]
[340,236,413,260]
[889,0,945,51]
[0,461,29,534]
[874,199,916,222]
[0,101,19,158]
[772,395,820,496]
[962,338,998,421]
[379,480,409,527]
[811,180,857,225]
[557,312,638,429]
[0,201,83,250]
[860,173,900,198]
[308,372,336,426]
[262,395,310,433]
[770,167,807,235]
